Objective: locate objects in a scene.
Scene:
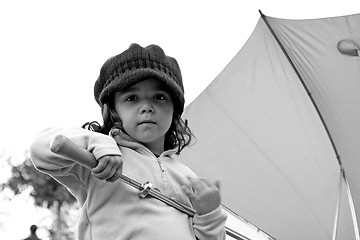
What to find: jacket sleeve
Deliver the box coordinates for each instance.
[29,127,121,204]
[193,206,228,240]
[30,127,122,173]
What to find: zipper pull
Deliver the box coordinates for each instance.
[157,158,166,181]
[157,158,165,172]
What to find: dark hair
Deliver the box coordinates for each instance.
[82,98,194,154]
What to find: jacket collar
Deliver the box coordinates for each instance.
[110,127,178,158]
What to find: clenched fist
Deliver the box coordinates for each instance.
[92,154,124,182]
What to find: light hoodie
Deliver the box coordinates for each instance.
[30,127,227,240]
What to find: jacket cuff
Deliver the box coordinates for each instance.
[194,206,227,224]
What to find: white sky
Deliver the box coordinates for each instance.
[1,0,359,239]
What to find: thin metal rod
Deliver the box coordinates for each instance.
[332,169,344,240]
[344,174,360,240]
[225,226,251,240]
[222,204,276,240]
[50,134,197,217]
[259,10,342,168]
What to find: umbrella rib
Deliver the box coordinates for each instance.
[258,10,342,169]
[222,204,277,240]
[259,10,360,240]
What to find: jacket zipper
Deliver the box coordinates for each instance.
[157,158,165,172]
[156,157,166,180]
[142,147,167,180]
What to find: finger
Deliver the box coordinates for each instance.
[104,166,117,182]
[92,161,112,180]
[198,178,221,190]
[92,159,107,174]
[106,174,119,183]
[214,179,221,190]
[93,168,111,180]
[188,178,207,193]
[106,168,122,182]
[187,177,204,187]
[181,185,198,201]
[181,185,195,196]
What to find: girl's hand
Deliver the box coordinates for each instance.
[182,178,221,215]
[91,155,123,182]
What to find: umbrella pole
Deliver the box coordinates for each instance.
[332,169,344,240]
[332,168,360,240]
[344,174,360,240]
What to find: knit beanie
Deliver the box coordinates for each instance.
[94,43,185,114]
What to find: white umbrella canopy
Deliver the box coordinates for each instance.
[179,12,360,240]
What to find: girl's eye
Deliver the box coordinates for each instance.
[154,94,167,101]
[125,95,138,101]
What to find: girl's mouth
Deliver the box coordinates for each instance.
[139,120,156,125]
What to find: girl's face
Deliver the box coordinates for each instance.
[114,78,174,155]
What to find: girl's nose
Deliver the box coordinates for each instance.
[140,100,154,113]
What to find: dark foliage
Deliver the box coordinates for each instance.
[1,155,76,207]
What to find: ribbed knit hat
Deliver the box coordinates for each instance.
[94,43,185,114]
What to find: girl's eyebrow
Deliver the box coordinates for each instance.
[120,85,139,94]
[152,83,170,92]
[119,81,170,94]
[158,86,170,92]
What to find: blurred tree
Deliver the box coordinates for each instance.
[1,152,78,240]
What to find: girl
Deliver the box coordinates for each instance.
[30,43,227,240]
